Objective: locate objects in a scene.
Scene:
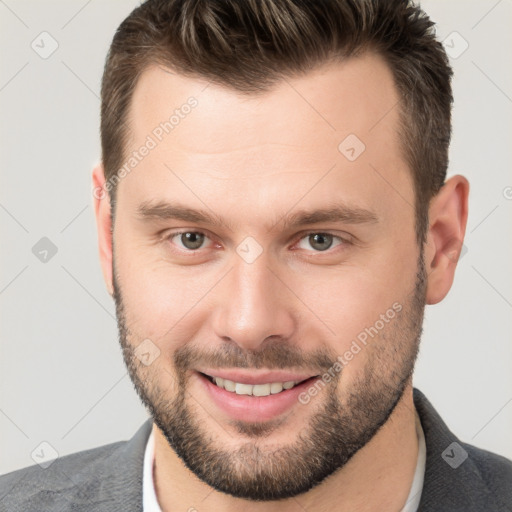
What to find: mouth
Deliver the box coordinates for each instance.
[195,370,321,423]
[200,372,317,397]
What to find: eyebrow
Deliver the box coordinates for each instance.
[136,200,378,231]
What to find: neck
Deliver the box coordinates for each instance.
[152,384,419,512]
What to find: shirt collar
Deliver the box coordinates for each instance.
[142,428,162,512]
[400,409,427,512]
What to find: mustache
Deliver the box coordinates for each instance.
[173,341,337,374]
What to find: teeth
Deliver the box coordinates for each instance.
[224,379,236,392]
[270,382,283,394]
[210,376,300,396]
[235,383,253,395]
[253,384,271,396]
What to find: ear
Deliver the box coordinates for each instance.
[424,175,469,305]
[92,163,114,296]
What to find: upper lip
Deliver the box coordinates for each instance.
[197,369,318,385]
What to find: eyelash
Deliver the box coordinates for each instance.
[165,230,351,255]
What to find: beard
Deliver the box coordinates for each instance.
[112,254,427,501]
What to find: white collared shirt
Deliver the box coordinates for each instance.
[142,428,162,512]
[400,411,427,512]
[142,416,426,511]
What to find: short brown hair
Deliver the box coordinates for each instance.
[101,0,453,243]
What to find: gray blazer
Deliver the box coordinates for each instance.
[1,388,511,511]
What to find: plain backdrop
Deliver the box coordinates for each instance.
[1,0,511,475]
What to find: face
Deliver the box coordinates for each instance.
[110,53,426,500]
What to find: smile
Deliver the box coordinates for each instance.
[202,373,312,396]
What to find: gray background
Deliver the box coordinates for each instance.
[1,0,511,475]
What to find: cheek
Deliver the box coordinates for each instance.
[299,273,390,344]
[115,242,222,345]
[293,246,417,361]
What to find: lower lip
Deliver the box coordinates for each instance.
[195,372,319,423]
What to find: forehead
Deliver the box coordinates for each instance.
[128,52,400,153]
[119,52,412,229]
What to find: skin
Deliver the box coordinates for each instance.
[93,52,469,511]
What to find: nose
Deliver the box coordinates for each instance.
[211,253,296,352]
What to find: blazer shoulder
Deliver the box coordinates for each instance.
[0,439,126,511]
[463,441,512,501]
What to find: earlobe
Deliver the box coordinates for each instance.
[425,175,469,305]
[92,163,114,296]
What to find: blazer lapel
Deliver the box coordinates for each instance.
[86,418,153,512]
[414,389,503,511]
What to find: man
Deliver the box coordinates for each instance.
[1,0,511,510]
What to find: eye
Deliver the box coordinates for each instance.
[295,232,345,252]
[169,231,212,251]
[166,230,349,255]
